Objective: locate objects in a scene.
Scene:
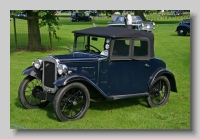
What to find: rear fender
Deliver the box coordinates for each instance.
[22,66,42,80]
[149,68,177,92]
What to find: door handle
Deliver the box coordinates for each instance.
[145,64,150,68]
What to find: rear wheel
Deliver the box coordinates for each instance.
[53,82,90,121]
[18,76,49,109]
[146,76,170,107]
[177,27,187,36]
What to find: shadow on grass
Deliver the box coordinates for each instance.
[14,98,58,121]
[170,33,190,37]
[89,97,148,111]
[14,96,148,122]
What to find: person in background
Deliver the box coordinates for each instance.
[124,11,132,29]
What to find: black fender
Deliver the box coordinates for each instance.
[53,73,108,98]
[22,66,42,80]
[176,24,190,32]
[148,68,177,92]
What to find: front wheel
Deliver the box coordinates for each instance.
[146,76,170,107]
[18,76,50,109]
[53,82,90,122]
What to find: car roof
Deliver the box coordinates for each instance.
[72,27,154,39]
[72,27,155,58]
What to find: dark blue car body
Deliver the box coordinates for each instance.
[19,27,177,122]
[175,19,190,36]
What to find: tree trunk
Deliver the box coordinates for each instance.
[26,10,41,50]
[134,10,147,21]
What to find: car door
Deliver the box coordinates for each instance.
[108,39,152,96]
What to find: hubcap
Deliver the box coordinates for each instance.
[32,86,43,98]
[73,101,77,106]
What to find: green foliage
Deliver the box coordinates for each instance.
[10,10,61,41]
[37,10,61,41]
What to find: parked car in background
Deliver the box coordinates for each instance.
[108,15,155,32]
[17,13,26,17]
[89,12,101,17]
[70,12,92,22]
[18,27,177,122]
[175,19,190,36]
[173,10,183,16]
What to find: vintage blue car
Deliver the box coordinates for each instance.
[175,19,190,36]
[18,27,177,122]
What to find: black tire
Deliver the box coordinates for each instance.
[177,27,187,36]
[88,18,92,22]
[53,82,90,122]
[18,76,50,109]
[146,76,170,107]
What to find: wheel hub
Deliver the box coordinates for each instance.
[73,101,77,106]
[180,30,183,33]
[32,86,43,98]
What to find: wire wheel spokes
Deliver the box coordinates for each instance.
[25,78,44,106]
[150,79,168,105]
[60,88,86,119]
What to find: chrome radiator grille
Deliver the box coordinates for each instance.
[43,61,55,88]
[42,56,58,93]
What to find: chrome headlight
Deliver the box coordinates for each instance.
[57,64,68,75]
[147,25,150,28]
[33,59,43,69]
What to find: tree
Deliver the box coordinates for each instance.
[134,10,158,21]
[10,10,60,51]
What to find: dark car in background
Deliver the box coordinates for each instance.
[70,12,92,22]
[175,19,190,36]
[108,15,155,32]
[173,10,183,16]
[89,12,101,17]
[18,27,177,122]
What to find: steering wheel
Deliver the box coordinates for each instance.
[85,45,101,53]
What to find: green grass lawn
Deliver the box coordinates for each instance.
[10,17,190,129]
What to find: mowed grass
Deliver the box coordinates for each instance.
[10,17,190,129]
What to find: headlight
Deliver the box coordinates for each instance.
[33,59,43,69]
[147,25,150,28]
[57,64,68,75]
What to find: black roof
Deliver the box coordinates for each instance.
[72,27,155,58]
[72,27,154,40]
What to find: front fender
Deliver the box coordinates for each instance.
[22,66,42,80]
[53,74,108,98]
[149,68,177,92]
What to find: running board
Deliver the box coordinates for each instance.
[108,92,149,100]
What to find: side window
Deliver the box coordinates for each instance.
[75,36,87,51]
[112,39,130,57]
[133,40,148,56]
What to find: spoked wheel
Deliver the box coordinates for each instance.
[146,76,170,107]
[18,76,49,109]
[53,82,90,122]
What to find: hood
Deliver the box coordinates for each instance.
[53,51,106,63]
